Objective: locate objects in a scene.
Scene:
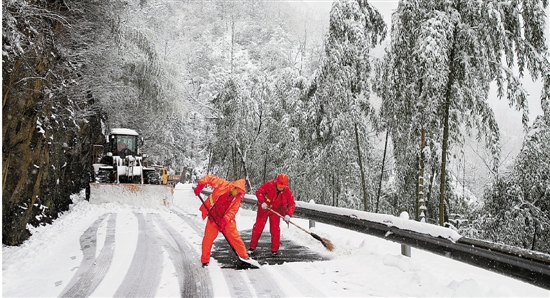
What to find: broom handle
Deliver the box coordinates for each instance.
[267,207,312,235]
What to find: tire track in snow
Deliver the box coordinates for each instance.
[114,213,163,297]
[245,268,286,297]
[60,213,116,298]
[171,209,254,297]
[221,270,254,298]
[154,214,213,297]
[170,209,205,235]
[266,265,325,297]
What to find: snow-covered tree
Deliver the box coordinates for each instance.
[375,0,548,225]
[2,0,122,244]
[298,0,385,209]
[466,74,550,254]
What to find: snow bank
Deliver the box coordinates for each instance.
[243,193,461,242]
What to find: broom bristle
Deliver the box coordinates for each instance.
[322,238,334,251]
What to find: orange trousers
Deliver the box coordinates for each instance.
[201,218,249,264]
[249,208,282,252]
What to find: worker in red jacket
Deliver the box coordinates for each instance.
[249,174,296,255]
[194,175,249,267]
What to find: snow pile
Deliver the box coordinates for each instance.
[299,201,462,242]
[244,193,461,242]
[89,183,174,207]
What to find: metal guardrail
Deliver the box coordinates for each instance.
[239,195,550,290]
[195,187,550,289]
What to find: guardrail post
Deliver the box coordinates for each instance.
[400,211,411,257]
[309,199,316,229]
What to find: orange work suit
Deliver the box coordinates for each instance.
[249,179,296,252]
[196,175,249,264]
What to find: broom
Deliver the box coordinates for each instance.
[268,208,334,251]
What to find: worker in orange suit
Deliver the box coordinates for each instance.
[249,174,296,255]
[194,174,250,267]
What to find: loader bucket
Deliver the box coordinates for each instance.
[89,183,174,207]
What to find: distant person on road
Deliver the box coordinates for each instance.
[194,175,250,267]
[248,174,296,256]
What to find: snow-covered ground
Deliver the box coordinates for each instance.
[3,183,549,297]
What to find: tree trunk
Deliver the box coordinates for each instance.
[415,156,419,219]
[355,123,368,211]
[236,147,251,191]
[299,26,307,76]
[232,144,237,180]
[376,129,389,213]
[532,221,538,251]
[262,149,268,183]
[332,174,336,207]
[419,129,426,222]
[439,91,451,226]
[206,145,213,174]
[230,15,235,74]
[439,24,459,226]
[426,166,437,223]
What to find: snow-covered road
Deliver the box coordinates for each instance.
[3,184,549,297]
[3,185,327,297]
[55,207,301,297]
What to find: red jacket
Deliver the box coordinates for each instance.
[197,175,243,222]
[256,179,296,216]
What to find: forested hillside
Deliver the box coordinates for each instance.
[3,0,549,255]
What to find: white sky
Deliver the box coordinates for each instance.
[3,183,548,297]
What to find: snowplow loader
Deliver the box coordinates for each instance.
[89,128,173,207]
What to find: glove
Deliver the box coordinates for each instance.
[284,215,291,223]
[218,217,228,231]
[261,202,269,210]
[194,184,204,196]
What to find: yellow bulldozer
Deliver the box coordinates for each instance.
[89,128,173,206]
[153,166,182,187]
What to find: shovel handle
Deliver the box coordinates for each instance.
[197,194,221,229]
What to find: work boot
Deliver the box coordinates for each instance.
[247,248,256,255]
[271,251,278,256]
[202,262,209,268]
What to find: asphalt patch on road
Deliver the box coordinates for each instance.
[211,229,330,269]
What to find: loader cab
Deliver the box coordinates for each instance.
[108,128,140,158]
[114,135,136,155]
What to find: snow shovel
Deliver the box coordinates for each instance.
[196,194,260,269]
[268,208,334,251]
